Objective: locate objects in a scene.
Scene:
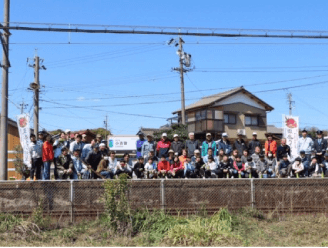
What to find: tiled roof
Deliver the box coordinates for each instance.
[173,86,274,114]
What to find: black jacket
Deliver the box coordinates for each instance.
[276,145,291,161]
[313,139,327,154]
[85,151,102,170]
[133,162,144,171]
[248,140,262,155]
[233,139,247,156]
[171,141,185,156]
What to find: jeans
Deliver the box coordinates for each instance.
[233,170,245,178]
[184,169,196,178]
[42,161,51,180]
[205,169,219,178]
[100,170,114,179]
[303,161,309,177]
[70,172,78,180]
[263,168,275,178]
[30,157,42,180]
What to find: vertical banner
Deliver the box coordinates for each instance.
[16,114,31,168]
[282,115,299,159]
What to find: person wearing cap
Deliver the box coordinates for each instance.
[166,149,175,165]
[278,154,291,178]
[69,134,84,155]
[185,132,200,157]
[201,133,217,157]
[156,133,171,158]
[42,134,54,180]
[233,132,247,157]
[99,143,109,158]
[276,138,290,162]
[291,157,304,178]
[136,132,146,158]
[216,133,232,156]
[264,133,277,157]
[85,145,102,179]
[313,130,327,164]
[141,134,157,158]
[133,157,145,179]
[29,134,43,180]
[248,132,262,156]
[56,147,74,180]
[297,129,313,161]
[191,149,201,163]
[171,134,185,156]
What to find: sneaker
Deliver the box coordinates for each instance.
[203,177,205,179]
[288,176,290,178]
[231,176,234,178]
[185,177,188,180]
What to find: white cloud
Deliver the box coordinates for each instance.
[93,99,100,102]
[77,97,85,101]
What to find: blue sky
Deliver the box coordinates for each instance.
[2,0,328,134]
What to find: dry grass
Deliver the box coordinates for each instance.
[1,211,328,246]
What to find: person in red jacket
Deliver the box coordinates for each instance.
[168,156,184,178]
[157,155,170,178]
[156,133,171,158]
[233,155,246,178]
[265,133,277,157]
[42,134,54,180]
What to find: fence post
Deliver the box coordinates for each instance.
[251,178,255,209]
[160,179,165,211]
[70,180,74,223]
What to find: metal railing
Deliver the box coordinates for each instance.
[1,178,328,222]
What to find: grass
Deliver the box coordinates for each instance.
[1,208,328,246]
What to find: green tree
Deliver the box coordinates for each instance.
[153,124,188,142]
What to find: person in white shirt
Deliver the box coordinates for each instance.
[203,156,218,178]
[115,159,132,178]
[297,129,313,161]
[69,134,84,155]
[291,157,304,178]
[144,157,158,179]
[29,134,43,180]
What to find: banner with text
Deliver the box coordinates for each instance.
[16,114,31,168]
[282,115,299,159]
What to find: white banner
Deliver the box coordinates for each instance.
[16,114,31,168]
[108,136,139,151]
[282,115,299,159]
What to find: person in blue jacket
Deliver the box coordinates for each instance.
[202,133,217,157]
[216,133,232,156]
[136,132,146,158]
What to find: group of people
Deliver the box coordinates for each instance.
[28,128,328,180]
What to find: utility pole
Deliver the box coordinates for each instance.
[171,37,193,125]
[104,115,108,144]
[28,55,46,135]
[19,101,28,114]
[287,93,294,116]
[0,0,10,180]
[179,38,186,125]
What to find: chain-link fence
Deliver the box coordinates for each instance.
[1,178,328,222]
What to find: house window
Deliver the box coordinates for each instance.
[224,114,236,124]
[245,115,259,126]
[195,110,207,120]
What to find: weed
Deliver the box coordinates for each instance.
[0,213,22,232]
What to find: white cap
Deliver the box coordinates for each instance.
[82,134,87,137]
[252,132,257,136]
[99,143,105,147]
[65,129,71,134]
[173,134,179,138]
[194,149,200,153]
[189,132,194,136]
[162,133,167,137]
[206,133,212,136]
[103,156,109,160]
[222,133,228,137]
